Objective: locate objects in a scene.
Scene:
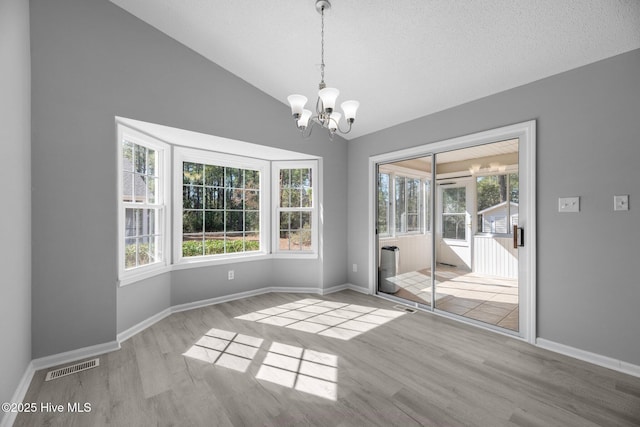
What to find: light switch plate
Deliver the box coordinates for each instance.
[558,197,580,213]
[614,195,629,211]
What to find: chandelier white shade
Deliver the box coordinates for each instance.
[287,0,359,139]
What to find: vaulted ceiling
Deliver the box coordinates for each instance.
[110,0,640,140]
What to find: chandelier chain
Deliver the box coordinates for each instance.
[320,5,325,86]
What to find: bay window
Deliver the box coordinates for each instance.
[117,126,170,284]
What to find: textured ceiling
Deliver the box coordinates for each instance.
[110,0,640,140]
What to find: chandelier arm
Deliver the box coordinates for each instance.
[299,120,315,139]
[337,121,353,135]
[327,116,353,135]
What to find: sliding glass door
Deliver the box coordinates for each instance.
[376,155,433,306]
[433,140,520,332]
[375,133,529,336]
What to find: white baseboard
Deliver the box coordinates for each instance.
[31,340,121,371]
[170,287,273,314]
[0,361,35,427]
[117,308,172,343]
[536,338,640,378]
[344,283,370,295]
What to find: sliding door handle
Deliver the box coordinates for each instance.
[513,225,524,248]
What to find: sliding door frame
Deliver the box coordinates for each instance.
[368,120,536,343]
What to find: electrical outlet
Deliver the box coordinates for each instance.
[614,195,629,211]
[352,264,358,273]
[558,197,580,213]
[228,270,234,280]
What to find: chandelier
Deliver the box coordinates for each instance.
[287,0,360,139]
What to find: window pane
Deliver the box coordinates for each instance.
[290,211,301,230]
[205,211,224,234]
[407,214,418,232]
[395,177,406,233]
[183,162,203,185]
[476,174,517,233]
[476,175,506,212]
[146,177,157,204]
[183,240,203,257]
[280,188,291,208]
[226,211,243,232]
[121,138,164,272]
[226,189,243,210]
[280,169,290,188]
[245,190,259,210]
[443,214,466,240]
[245,232,260,251]
[125,238,136,268]
[147,149,156,176]
[183,186,203,209]
[183,211,203,234]
[138,236,150,266]
[510,173,519,204]
[425,180,431,232]
[147,236,159,264]
[204,236,224,255]
[291,189,301,207]
[245,169,260,189]
[279,231,291,250]
[122,140,134,172]
[301,187,312,208]
[407,179,419,213]
[122,174,134,203]
[226,168,243,188]
[300,212,312,250]
[134,144,147,174]
[443,187,466,213]
[246,211,259,232]
[377,173,389,235]
[205,165,224,187]
[205,187,224,209]
[277,166,315,252]
[280,212,290,231]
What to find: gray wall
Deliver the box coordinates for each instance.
[348,49,640,366]
[0,0,32,409]
[31,0,347,357]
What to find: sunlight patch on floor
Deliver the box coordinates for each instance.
[256,342,338,401]
[183,328,264,372]
[235,299,405,340]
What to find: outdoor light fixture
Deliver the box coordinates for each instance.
[287,0,359,140]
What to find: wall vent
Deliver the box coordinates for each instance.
[45,358,100,381]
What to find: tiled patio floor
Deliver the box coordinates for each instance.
[383,266,519,331]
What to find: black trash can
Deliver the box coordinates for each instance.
[379,246,399,293]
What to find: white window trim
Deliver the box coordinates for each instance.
[378,165,431,239]
[272,160,319,258]
[117,125,172,287]
[173,147,271,266]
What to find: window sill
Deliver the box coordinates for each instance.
[173,252,272,270]
[272,252,318,260]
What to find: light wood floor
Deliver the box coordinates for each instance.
[15,291,640,426]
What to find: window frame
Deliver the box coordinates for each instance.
[173,147,271,267]
[272,160,319,258]
[378,165,430,239]
[474,167,519,237]
[377,172,391,237]
[117,125,171,286]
